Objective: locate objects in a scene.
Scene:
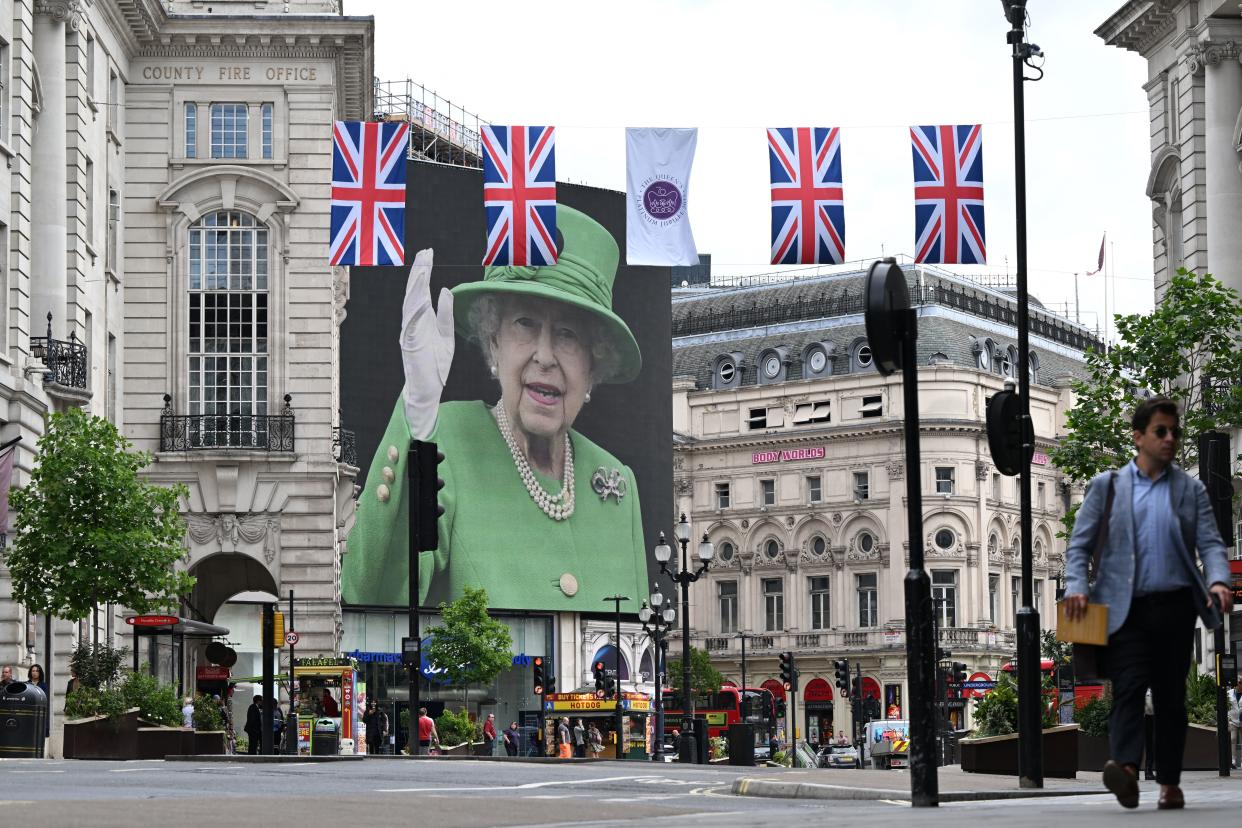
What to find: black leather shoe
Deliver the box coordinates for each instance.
[1157,786,1184,810]
[1103,760,1139,809]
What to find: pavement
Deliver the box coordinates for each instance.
[2,756,1239,827]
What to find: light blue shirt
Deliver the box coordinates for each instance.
[1131,460,1190,595]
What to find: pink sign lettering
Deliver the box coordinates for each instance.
[752,446,826,464]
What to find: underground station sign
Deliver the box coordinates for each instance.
[125,615,179,627]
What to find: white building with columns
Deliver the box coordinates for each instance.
[669,265,1096,745]
[0,0,372,755]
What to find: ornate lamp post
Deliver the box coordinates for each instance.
[654,513,713,763]
[638,584,676,762]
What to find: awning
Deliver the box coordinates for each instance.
[125,616,229,637]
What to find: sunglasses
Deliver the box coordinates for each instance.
[1151,425,1182,440]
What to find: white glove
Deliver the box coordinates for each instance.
[400,249,455,440]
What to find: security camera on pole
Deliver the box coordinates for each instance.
[863,257,937,806]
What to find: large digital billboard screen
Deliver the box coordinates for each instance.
[341,161,672,613]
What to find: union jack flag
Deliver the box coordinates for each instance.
[482,125,557,266]
[910,124,986,264]
[330,121,409,267]
[767,127,846,265]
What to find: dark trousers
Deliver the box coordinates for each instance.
[574,743,586,758]
[1105,589,1196,786]
[247,732,260,754]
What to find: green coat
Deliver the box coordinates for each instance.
[341,400,649,611]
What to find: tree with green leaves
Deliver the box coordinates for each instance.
[3,407,193,619]
[425,586,513,713]
[666,645,725,694]
[1051,269,1242,537]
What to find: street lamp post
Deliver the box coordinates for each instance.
[639,585,676,762]
[654,513,713,764]
[737,632,751,713]
[603,594,630,760]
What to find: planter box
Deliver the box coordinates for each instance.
[1077,723,1219,773]
[960,725,1079,778]
[1078,731,1110,772]
[136,727,196,760]
[194,730,227,755]
[63,710,146,760]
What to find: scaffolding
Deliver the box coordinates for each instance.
[372,78,486,168]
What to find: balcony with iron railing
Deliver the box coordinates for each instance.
[160,394,295,453]
[31,312,88,392]
[333,424,358,466]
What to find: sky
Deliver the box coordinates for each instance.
[347,0,1154,339]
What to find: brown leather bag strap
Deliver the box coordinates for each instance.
[1088,471,1117,585]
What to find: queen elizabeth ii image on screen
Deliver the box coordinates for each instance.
[342,205,649,611]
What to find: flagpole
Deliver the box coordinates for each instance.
[1103,237,1110,351]
[1074,273,1080,324]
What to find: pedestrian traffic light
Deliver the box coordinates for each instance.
[593,661,606,692]
[833,659,850,695]
[603,673,615,699]
[410,439,446,551]
[952,662,967,686]
[779,651,797,692]
[532,656,545,695]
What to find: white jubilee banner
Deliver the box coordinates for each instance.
[625,128,699,266]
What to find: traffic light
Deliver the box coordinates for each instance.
[779,651,797,692]
[532,656,545,695]
[865,697,881,721]
[833,659,850,695]
[603,673,615,699]
[593,661,606,693]
[775,698,786,718]
[545,674,557,695]
[410,440,446,551]
[850,673,861,700]
[952,662,967,686]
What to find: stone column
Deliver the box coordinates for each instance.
[1190,39,1242,297]
[30,1,82,337]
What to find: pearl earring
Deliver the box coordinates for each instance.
[584,391,592,404]
[489,364,498,378]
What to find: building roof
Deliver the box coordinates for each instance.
[671,265,1098,391]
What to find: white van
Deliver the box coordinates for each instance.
[862,719,909,768]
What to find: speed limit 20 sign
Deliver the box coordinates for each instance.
[285,631,300,646]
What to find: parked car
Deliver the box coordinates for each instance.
[817,744,859,768]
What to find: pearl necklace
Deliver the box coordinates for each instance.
[494,403,575,521]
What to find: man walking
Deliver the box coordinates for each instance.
[1229,677,1242,770]
[416,707,438,755]
[482,713,497,756]
[1064,397,1233,810]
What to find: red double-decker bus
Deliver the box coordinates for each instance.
[662,685,778,744]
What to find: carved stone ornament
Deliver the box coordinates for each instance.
[886,460,903,481]
[832,512,843,526]
[186,512,282,564]
[1186,40,1239,76]
[34,0,89,29]
[975,460,989,481]
[846,532,881,562]
[785,515,795,528]
[674,477,691,496]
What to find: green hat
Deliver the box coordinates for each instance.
[453,205,642,384]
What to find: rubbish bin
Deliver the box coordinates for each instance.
[692,716,710,764]
[311,718,339,756]
[727,723,755,766]
[284,712,299,755]
[0,681,47,758]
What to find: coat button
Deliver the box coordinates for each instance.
[559,573,579,597]
[382,466,395,484]
[376,484,391,503]
[388,445,400,463]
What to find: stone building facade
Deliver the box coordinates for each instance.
[1096,1,1242,302]
[0,0,372,753]
[669,265,1096,743]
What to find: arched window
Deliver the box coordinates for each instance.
[591,644,629,681]
[188,210,269,447]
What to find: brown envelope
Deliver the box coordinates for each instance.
[1055,601,1109,646]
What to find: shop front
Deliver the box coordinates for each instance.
[341,610,553,754]
[802,678,834,749]
[542,692,652,759]
[292,657,360,754]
